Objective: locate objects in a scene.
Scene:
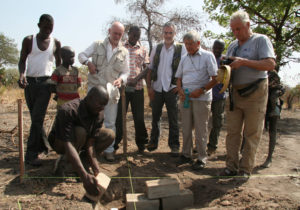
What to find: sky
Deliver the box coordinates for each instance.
[0,0,299,87]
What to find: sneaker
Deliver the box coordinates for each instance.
[104,152,115,162]
[146,142,158,152]
[170,147,179,157]
[177,155,193,166]
[219,168,237,177]
[237,171,250,180]
[192,160,206,170]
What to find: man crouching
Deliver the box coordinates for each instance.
[48,85,114,196]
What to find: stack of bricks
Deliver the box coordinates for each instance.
[126,178,194,210]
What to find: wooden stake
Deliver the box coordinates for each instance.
[121,86,127,154]
[18,99,25,183]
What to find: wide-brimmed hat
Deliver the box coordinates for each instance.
[216,65,231,93]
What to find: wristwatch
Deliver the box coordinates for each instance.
[201,87,207,94]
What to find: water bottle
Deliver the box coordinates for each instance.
[183,88,190,108]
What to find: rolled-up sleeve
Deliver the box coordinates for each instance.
[78,42,97,64]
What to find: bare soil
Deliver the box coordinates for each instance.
[0,92,299,210]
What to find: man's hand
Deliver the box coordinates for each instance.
[178,88,185,102]
[147,87,155,101]
[229,56,247,70]
[87,62,97,74]
[113,78,123,88]
[18,74,27,89]
[190,89,202,98]
[83,173,101,196]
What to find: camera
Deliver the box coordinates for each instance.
[221,58,234,65]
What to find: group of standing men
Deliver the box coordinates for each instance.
[18,9,276,196]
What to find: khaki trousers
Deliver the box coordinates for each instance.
[180,100,211,163]
[225,79,268,173]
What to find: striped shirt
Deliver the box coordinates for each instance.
[124,41,149,90]
[50,65,81,106]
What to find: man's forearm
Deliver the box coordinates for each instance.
[64,142,87,179]
[146,69,152,88]
[135,67,150,81]
[86,138,100,175]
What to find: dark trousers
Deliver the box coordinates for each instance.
[208,99,225,150]
[150,90,179,149]
[24,77,51,161]
[114,89,148,150]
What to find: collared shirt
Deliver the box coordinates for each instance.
[53,98,104,142]
[149,42,187,92]
[124,41,149,90]
[226,33,275,85]
[175,47,218,101]
[78,38,129,83]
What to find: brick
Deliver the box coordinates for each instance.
[126,193,159,210]
[162,189,194,210]
[84,172,111,202]
[146,178,180,199]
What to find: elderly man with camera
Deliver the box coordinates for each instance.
[220,10,276,179]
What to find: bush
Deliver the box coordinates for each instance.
[0,68,19,88]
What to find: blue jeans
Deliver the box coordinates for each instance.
[24,77,51,161]
[150,89,179,149]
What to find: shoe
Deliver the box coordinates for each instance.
[192,160,206,170]
[261,159,272,168]
[146,142,158,152]
[238,171,250,180]
[177,155,193,166]
[170,147,179,157]
[219,168,237,177]
[192,147,198,154]
[207,148,216,156]
[25,157,42,167]
[137,147,145,154]
[104,152,115,162]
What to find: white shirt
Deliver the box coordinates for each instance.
[78,39,129,83]
[149,42,186,92]
[175,47,218,101]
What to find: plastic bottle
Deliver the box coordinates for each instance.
[183,88,190,108]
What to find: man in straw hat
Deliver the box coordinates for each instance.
[220,10,276,179]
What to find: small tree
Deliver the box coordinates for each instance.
[114,0,205,52]
[0,33,19,85]
[203,0,300,71]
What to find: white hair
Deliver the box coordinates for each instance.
[230,10,250,24]
[183,30,201,43]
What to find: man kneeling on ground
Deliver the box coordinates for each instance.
[48,85,115,196]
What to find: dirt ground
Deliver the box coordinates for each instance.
[0,91,299,210]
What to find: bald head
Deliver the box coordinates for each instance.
[85,86,109,115]
[109,21,125,47]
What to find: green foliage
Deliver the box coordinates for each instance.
[0,68,19,87]
[203,0,300,71]
[0,33,19,69]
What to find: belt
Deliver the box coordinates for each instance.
[26,76,50,83]
[233,78,266,90]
